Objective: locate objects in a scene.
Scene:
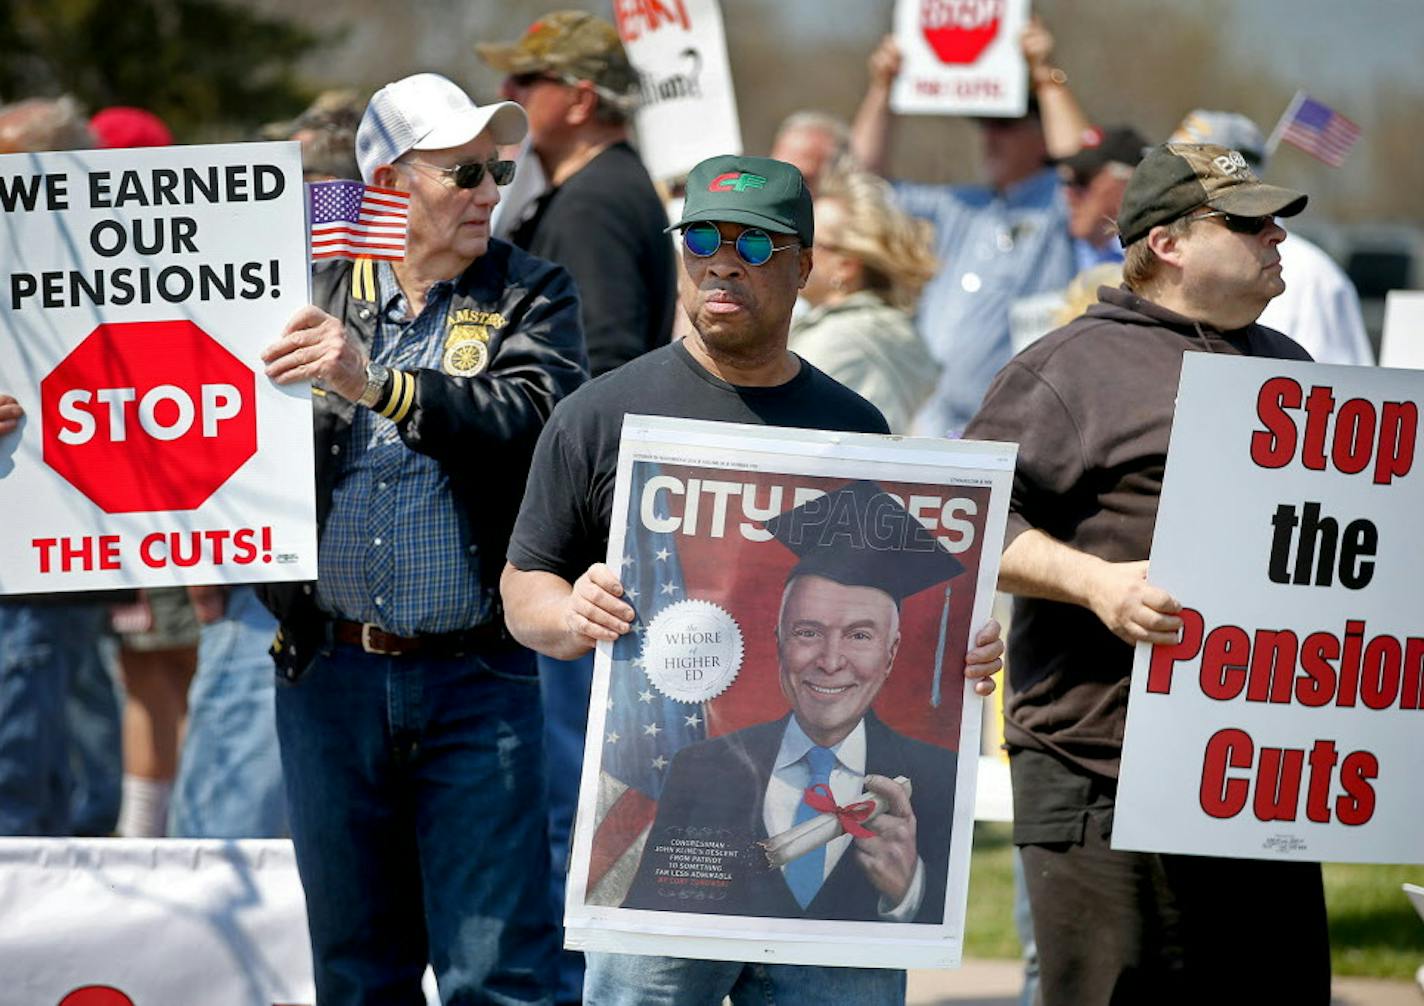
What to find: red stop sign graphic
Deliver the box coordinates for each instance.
[58,987,135,1006]
[921,0,1003,64]
[41,320,257,513]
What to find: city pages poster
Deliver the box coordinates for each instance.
[564,416,1016,969]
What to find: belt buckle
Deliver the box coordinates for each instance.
[360,622,398,656]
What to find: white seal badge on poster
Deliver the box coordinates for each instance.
[0,142,316,594]
[1115,354,1424,865]
[564,416,1016,969]
[890,0,1030,118]
[615,0,743,182]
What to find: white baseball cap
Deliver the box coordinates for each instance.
[355,73,527,183]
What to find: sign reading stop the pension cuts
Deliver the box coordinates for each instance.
[1115,355,1424,864]
[615,0,742,182]
[0,142,317,594]
[891,0,1030,117]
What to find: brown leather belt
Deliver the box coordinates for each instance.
[331,618,507,658]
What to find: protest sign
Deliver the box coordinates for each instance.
[615,0,743,181]
[564,416,1015,968]
[1115,354,1424,864]
[0,838,313,1006]
[0,142,317,594]
[890,0,1030,117]
[1381,290,1424,370]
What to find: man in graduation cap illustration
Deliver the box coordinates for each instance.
[623,481,963,924]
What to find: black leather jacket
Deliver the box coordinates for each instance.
[260,240,587,673]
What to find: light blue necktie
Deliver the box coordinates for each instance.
[784,745,836,909]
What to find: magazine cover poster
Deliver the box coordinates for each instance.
[565,417,1014,969]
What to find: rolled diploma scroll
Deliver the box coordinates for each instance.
[759,775,913,869]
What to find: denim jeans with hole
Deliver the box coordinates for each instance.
[276,639,558,1006]
[169,586,287,838]
[583,954,907,1006]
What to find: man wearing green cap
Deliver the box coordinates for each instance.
[503,154,1004,1004]
[965,143,1329,1005]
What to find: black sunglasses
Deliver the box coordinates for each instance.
[682,222,799,266]
[508,71,567,89]
[403,158,517,189]
[1189,210,1276,235]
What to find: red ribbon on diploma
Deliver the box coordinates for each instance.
[802,783,877,838]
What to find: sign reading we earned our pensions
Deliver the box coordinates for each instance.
[1115,354,1423,864]
[0,142,317,594]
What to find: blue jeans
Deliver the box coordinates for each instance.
[538,651,596,1005]
[276,639,558,1006]
[170,586,287,838]
[0,601,109,835]
[583,954,906,1006]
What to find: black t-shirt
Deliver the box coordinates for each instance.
[508,340,889,581]
[509,141,676,377]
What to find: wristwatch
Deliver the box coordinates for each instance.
[356,359,390,409]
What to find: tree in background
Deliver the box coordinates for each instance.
[0,0,323,139]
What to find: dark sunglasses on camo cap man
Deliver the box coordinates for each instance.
[401,157,518,189]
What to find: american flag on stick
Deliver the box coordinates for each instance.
[307,180,410,261]
[1266,91,1362,168]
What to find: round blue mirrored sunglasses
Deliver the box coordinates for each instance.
[682,222,799,266]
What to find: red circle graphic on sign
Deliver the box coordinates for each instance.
[920,0,1004,65]
[58,987,136,1006]
[40,320,258,514]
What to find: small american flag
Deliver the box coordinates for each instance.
[1273,93,1361,168]
[307,180,410,261]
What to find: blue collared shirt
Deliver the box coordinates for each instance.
[893,167,1074,437]
[315,262,489,634]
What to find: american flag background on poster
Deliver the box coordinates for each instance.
[307,180,410,261]
[564,417,1016,971]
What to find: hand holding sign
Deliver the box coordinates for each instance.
[262,305,368,402]
[1087,559,1184,647]
[0,394,21,437]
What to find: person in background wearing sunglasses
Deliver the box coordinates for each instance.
[501,153,1005,1005]
[965,143,1328,1006]
[479,11,675,379]
[258,72,587,1005]
[1054,125,1149,273]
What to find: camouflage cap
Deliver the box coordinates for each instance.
[476,11,639,103]
[1116,142,1307,247]
[669,155,814,246]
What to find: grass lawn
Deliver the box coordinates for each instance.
[963,821,1424,979]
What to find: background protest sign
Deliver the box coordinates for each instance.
[890,0,1030,117]
[564,416,1015,969]
[615,0,743,182]
[1380,290,1424,371]
[1115,354,1423,864]
[0,141,317,594]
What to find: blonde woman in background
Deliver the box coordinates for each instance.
[791,168,939,433]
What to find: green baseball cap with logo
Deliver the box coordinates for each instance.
[1116,142,1307,247]
[476,11,639,103]
[670,155,815,246]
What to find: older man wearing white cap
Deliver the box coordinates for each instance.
[260,73,587,1004]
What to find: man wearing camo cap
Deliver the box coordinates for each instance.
[966,144,1330,1005]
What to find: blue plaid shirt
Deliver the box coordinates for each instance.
[315,263,489,634]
